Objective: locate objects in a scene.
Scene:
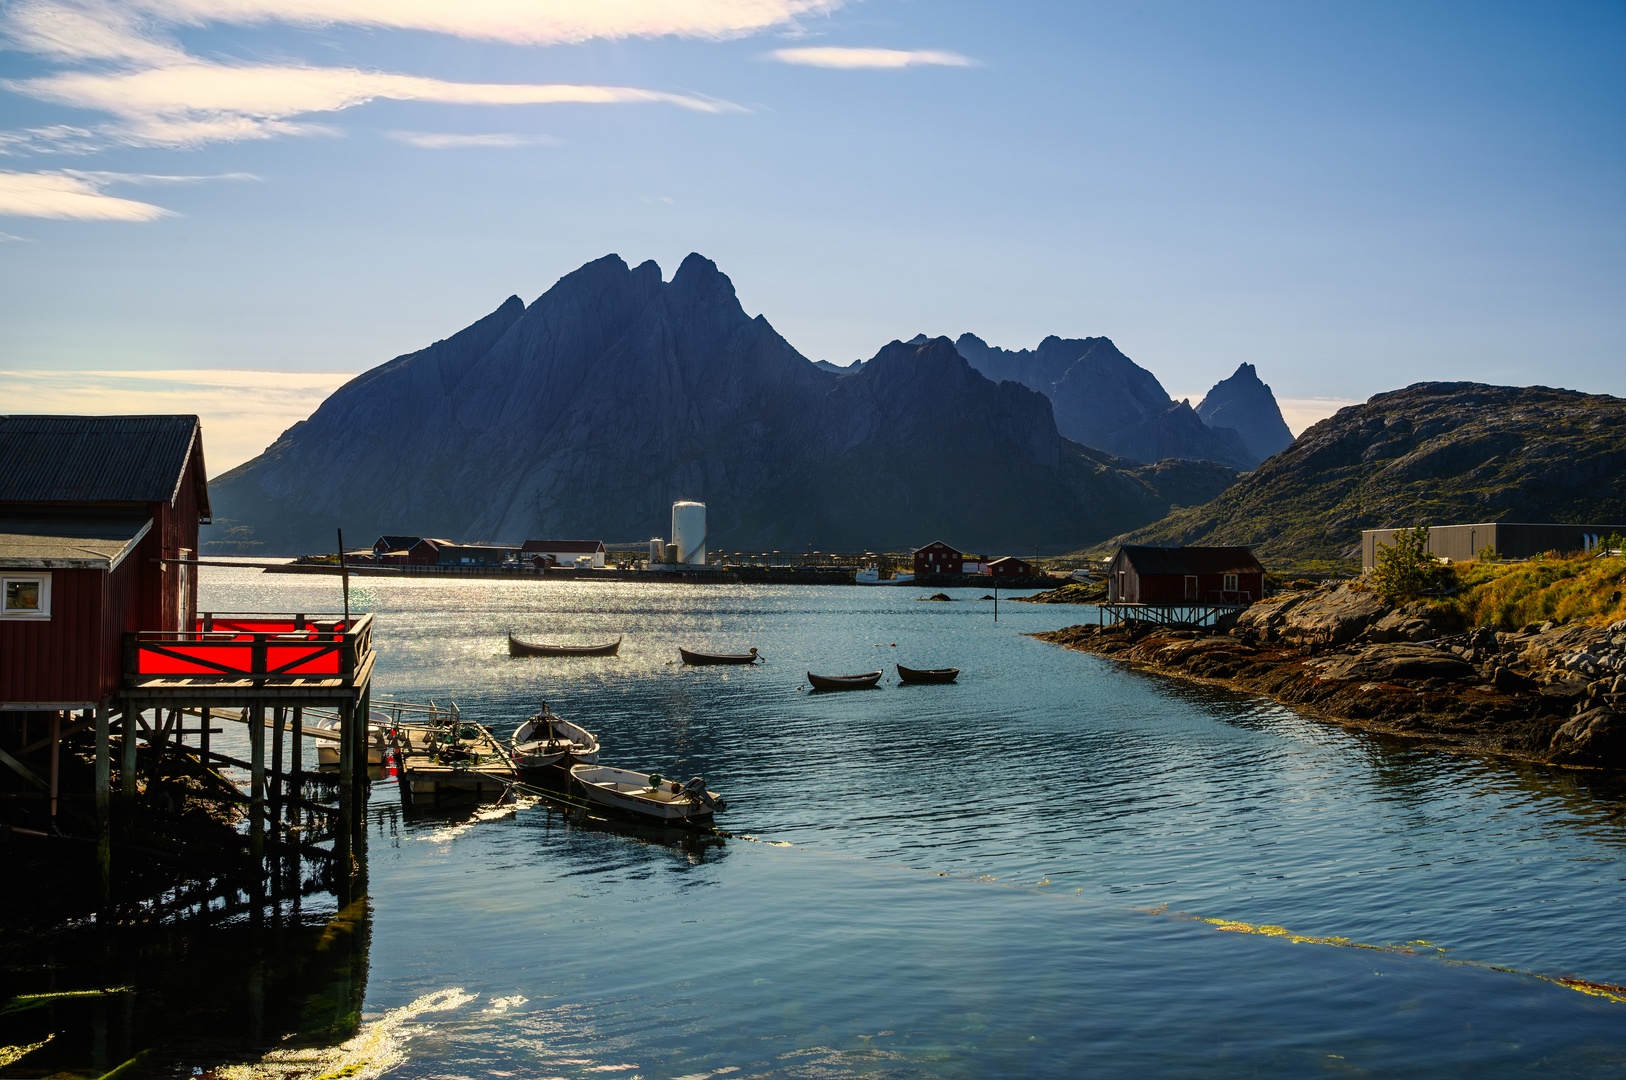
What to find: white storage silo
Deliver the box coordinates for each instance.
[672,501,707,565]
[649,537,666,564]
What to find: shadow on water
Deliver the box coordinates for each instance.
[0,892,369,1076]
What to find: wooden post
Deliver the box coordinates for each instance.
[335,700,353,898]
[120,704,138,796]
[95,704,111,906]
[250,701,265,861]
[200,705,211,761]
[49,712,60,820]
[270,704,285,823]
[290,705,303,804]
[352,688,369,835]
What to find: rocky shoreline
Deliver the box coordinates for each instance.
[1033,582,1626,768]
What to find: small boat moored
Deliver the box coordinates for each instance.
[511,705,600,777]
[508,633,622,657]
[569,765,725,822]
[806,670,883,691]
[896,664,959,685]
[680,646,759,665]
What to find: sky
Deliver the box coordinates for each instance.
[0,0,1622,470]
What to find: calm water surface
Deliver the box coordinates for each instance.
[198,569,1626,1077]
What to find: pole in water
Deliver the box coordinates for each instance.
[994,579,998,622]
[337,528,351,625]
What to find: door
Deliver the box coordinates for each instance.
[1184,575,1197,600]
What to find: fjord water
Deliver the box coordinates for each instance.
[203,569,1626,1077]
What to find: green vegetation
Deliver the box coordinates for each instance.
[1441,552,1626,629]
[1370,525,1450,601]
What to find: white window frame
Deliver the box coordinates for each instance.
[1223,573,1239,592]
[2,572,52,619]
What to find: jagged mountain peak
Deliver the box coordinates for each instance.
[1195,362,1295,463]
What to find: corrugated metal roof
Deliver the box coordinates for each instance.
[0,415,200,504]
[521,539,605,553]
[1118,546,1263,575]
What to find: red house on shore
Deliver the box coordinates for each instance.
[913,541,964,576]
[1,415,209,709]
[988,556,1037,579]
[1106,546,1264,605]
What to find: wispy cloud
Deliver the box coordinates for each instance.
[0,169,172,220]
[0,230,34,241]
[123,0,842,46]
[9,60,743,148]
[0,368,358,470]
[0,168,255,219]
[0,0,763,152]
[768,47,976,69]
[387,131,562,150]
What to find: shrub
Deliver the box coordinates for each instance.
[1371,524,1451,601]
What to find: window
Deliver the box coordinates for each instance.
[1223,573,1238,592]
[2,573,51,618]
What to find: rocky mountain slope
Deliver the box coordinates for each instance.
[952,334,1290,469]
[208,254,1241,555]
[1109,382,1626,569]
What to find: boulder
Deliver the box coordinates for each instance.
[1549,707,1626,766]
[1276,584,1390,648]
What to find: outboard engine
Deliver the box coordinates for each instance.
[680,776,720,809]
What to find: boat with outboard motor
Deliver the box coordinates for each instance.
[511,706,600,780]
[807,670,883,691]
[679,646,759,665]
[508,634,621,657]
[568,765,724,822]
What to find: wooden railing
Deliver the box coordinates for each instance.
[123,612,374,684]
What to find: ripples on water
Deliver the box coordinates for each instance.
[192,571,1625,1077]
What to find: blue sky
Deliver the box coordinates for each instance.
[1,0,1622,469]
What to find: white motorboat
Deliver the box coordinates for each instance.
[511,707,600,774]
[568,765,724,822]
[855,567,915,585]
[313,709,392,766]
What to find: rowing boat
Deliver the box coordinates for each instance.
[510,707,600,780]
[896,664,959,684]
[679,646,759,665]
[508,634,622,657]
[569,765,724,822]
[806,670,883,691]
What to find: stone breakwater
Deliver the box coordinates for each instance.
[1033,582,1626,768]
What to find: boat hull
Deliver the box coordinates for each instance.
[512,713,600,784]
[896,664,959,684]
[807,670,883,691]
[679,646,758,665]
[509,634,621,657]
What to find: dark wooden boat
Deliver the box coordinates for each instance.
[896,664,959,684]
[806,670,883,691]
[508,634,622,657]
[680,646,759,665]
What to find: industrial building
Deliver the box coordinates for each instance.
[1360,522,1626,571]
[522,539,606,569]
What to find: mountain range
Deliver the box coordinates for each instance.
[207,254,1253,555]
[1109,382,1626,569]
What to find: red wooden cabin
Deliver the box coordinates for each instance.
[1106,546,1264,605]
[913,540,964,576]
[988,556,1037,578]
[1,415,209,709]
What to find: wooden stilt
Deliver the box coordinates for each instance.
[290,706,303,799]
[95,703,111,906]
[250,701,265,861]
[270,704,285,821]
[200,705,211,761]
[335,700,353,900]
[49,712,60,820]
[120,704,138,796]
